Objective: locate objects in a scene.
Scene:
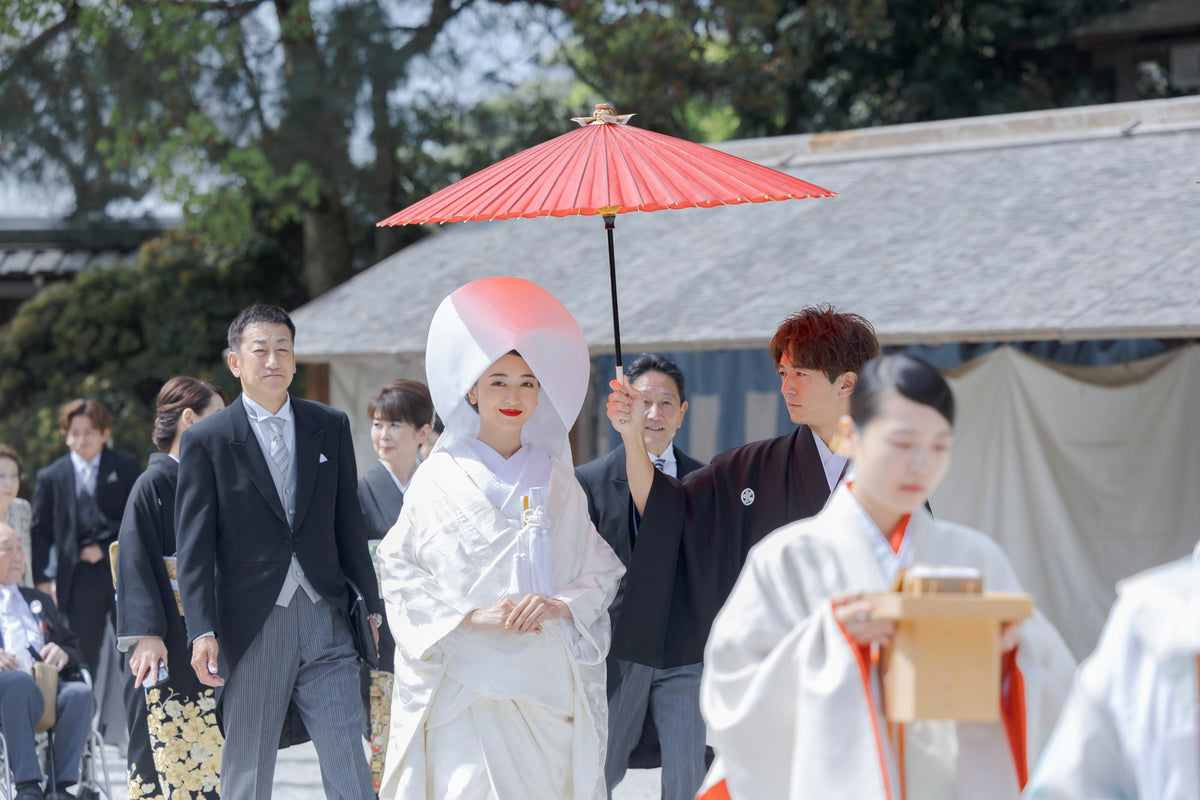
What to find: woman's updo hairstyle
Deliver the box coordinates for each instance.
[154,376,227,453]
[850,354,954,427]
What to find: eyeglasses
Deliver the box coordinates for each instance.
[0,473,18,482]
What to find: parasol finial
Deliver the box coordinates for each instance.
[571,103,636,127]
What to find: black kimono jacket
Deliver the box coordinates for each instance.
[612,426,836,668]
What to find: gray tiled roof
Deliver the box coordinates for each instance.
[0,247,123,276]
[292,96,1200,360]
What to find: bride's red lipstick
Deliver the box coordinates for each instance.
[499,409,522,417]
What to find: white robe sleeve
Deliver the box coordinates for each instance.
[552,484,624,666]
[1023,602,1138,799]
[702,537,895,800]
[378,499,473,664]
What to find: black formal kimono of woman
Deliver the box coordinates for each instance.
[357,460,405,673]
[116,452,221,800]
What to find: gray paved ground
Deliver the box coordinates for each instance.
[97,742,663,799]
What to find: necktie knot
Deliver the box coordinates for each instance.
[652,457,666,473]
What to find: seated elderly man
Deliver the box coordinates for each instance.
[0,522,95,800]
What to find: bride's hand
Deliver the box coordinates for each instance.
[463,598,519,631]
[505,594,572,635]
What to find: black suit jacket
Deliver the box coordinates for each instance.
[0,586,85,681]
[357,461,405,540]
[31,448,141,608]
[613,426,833,668]
[174,395,382,675]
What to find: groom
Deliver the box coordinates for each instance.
[176,304,382,800]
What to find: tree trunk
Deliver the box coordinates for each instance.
[301,195,354,296]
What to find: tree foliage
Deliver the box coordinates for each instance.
[0,231,303,478]
[561,0,1131,140]
[1,0,566,298]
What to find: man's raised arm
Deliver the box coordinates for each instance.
[607,377,655,514]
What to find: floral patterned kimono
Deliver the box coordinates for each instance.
[117,452,221,799]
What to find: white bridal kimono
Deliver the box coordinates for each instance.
[1025,542,1200,800]
[700,485,1076,800]
[377,276,625,800]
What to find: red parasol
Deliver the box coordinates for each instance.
[379,104,835,371]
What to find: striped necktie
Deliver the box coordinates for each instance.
[79,462,95,496]
[652,456,666,472]
[263,416,290,482]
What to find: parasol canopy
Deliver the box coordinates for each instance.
[379,104,836,368]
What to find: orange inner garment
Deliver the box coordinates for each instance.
[888,514,912,554]
[1000,647,1028,789]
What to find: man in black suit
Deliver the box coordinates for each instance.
[605,305,879,670]
[577,354,707,800]
[0,522,95,800]
[175,304,382,800]
[31,398,139,746]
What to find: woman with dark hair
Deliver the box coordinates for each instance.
[116,376,226,800]
[358,379,434,540]
[698,354,1076,800]
[0,444,33,586]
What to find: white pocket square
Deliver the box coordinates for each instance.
[105,471,118,483]
[319,454,329,464]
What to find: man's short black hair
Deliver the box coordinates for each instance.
[627,353,687,402]
[228,304,296,353]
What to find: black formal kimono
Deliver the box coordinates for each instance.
[357,461,405,673]
[611,426,835,668]
[116,453,220,800]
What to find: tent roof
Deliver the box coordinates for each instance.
[292,96,1200,361]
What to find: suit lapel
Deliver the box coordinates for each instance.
[292,400,322,531]
[229,398,289,526]
[95,449,113,501]
[672,444,704,479]
[60,458,79,541]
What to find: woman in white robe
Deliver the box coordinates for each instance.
[1024,541,1200,800]
[377,277,625,800]
[699,354,1076,800]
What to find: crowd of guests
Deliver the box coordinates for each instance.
[0,285,1193,800]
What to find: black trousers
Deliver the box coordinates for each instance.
[66,558,115,673]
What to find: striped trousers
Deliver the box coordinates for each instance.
[219,592,373,800]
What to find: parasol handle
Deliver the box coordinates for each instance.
[604,213,623,375]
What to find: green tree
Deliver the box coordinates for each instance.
[561,0,1130,140]
[0,231,303,479]
[1,0,565,298]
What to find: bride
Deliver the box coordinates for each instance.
[377,277,624,800]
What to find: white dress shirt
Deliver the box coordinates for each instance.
[649,439,679,478]
[0,584,43,670]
